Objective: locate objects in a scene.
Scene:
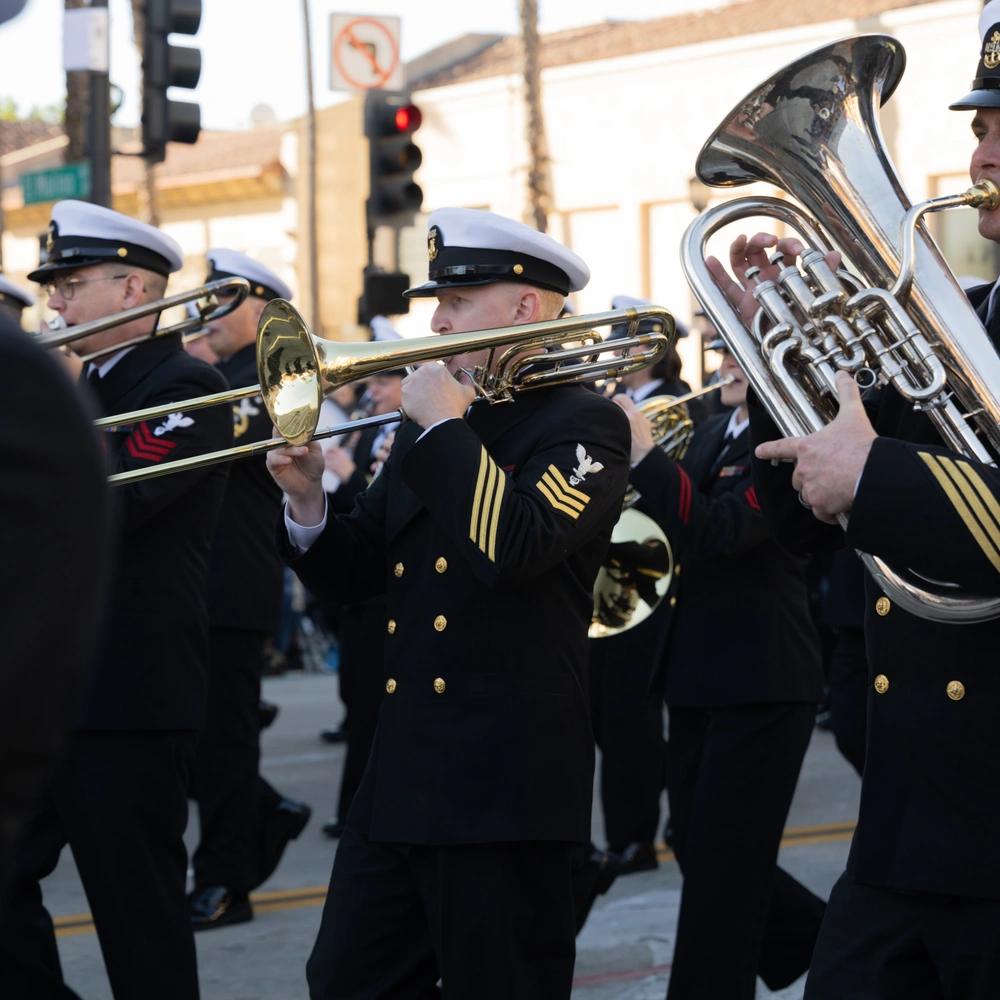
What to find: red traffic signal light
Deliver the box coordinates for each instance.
[394,105,422,133]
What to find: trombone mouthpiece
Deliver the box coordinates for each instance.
[969,179,1000,211]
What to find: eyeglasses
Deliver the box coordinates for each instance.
[45,274,128,301]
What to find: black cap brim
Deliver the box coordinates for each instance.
[27,256,108,284]
[950,89,1000,111]
[404,275,508,298]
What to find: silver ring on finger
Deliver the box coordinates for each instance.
[797,490,812,510]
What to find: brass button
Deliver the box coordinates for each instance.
[387,619,396,635]
[874,674,889,694]
[435,557,448,574]
[433,677,446,694]
[875,597,891,616]
[947,680,965,701]
[674,565,681,577]
[385,678,397,694]
[433,615,447,632]
[394,562,404,578]
[669,596,677,607]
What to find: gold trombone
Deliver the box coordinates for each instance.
[36,277,251,364]
[102,301,675,486]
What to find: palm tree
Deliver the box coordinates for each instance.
[519,0,551,233]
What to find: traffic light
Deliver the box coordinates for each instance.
[142,0,203,163]
[364,91,423,225]
[358,269,411,325]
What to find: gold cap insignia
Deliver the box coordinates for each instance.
[985,29,1000,71]
[428,226,440,262]
[45,223,56,253]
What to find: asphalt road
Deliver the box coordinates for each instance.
[40,672,860,1000]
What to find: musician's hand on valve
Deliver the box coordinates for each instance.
[401,363,476,429]
[705,233,842,327]
[612,395,656,465]
[755,372,876,524]
[266,431,326,526]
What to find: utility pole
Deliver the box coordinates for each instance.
[88,0,111,207]
[302,0,320,334]
[519,0,551,233]
[64,0,111,207]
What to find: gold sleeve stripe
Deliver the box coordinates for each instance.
[477,457,499,553]
[954,460,1000,537]
[938,456,1000,556]
[486,473,505,562]
[470,447,490,542]
[547,465,590,503]
[537,479,580,519]
[918,452,1000,574]
[470,445,505,561]
[541,471,586,512]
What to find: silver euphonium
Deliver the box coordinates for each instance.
[682,34,1000,623]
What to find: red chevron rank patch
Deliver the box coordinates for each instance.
[126,421,179,463]
[745,486,760,510]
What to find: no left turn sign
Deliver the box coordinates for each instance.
[330,13,404,92]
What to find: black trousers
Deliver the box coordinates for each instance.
[193,627,281,893]
[306,825,579,1000]
[334,603,385,825]
[665,701,826,1000]
[827,628,868,777]
[806,873,1000,999]
[0,730,199,1000]
[588,642,666,849]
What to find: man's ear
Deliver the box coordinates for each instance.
[513,288,541,325]
[121,272,147,308]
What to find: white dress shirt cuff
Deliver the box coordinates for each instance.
[416,417,459,443]
[284,497,328,555]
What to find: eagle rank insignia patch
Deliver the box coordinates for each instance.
[570,444,603,486]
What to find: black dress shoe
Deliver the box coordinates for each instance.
[571,846,621,934]
[610,841,659,876]
[322,818,345,839]
[320,725,348,744]
[189,886,253,930]
[257,700,279,730]
[254,798,312,889]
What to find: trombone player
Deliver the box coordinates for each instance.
[712,10,1000,995]
[0,201,232,1000]
[268,208,631,999]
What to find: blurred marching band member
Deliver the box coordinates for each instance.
[186,249,311,931]
[0,273,35,326]
[612,339,826,999]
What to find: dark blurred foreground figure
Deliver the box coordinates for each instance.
[0,320,109,908]
[0,200,231,1000]
[187,249,311,931]
[614,342,826,999]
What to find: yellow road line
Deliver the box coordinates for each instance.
[53,820,857,939]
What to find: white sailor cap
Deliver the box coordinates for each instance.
[370,315,401,342]
[206,248,292,302]
[29,200,184,283]
[608,295,686,339]
[404,208,590,298]
[952,0,1000,110]
[0,273,36,309]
